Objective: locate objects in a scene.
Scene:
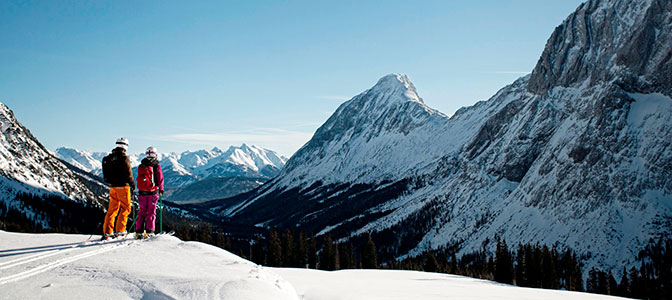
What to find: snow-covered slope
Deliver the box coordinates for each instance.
[0,230,628,300]
[0,102,104,211]
[204,0,672,275]
[54,147,106,174]
[0,230,299,300]
[274,268,629,300]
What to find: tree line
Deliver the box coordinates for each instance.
[177,226,670,300]
[0,192,103,234]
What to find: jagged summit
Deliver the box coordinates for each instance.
[280,73,446,179]
[367,73,424,105]
[56,144,288,188]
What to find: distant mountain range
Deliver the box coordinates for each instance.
[55,144,287,203]
[198,0,672,274]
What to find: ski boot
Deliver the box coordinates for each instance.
[113,231,127,239]
[101,233,113,241]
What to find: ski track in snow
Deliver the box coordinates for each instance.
[0,237,135,285]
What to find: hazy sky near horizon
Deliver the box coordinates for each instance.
[1,1,585,156]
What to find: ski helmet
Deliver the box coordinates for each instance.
[145,146,157,158]
[115,137,129,150]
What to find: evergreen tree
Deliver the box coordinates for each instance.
[628,267,642,299]
[214,229,225,249]
[449,253,458,274]
[525,245,540,287]
[320,234,339,270]
[560,249,583,291]
[423,251,439,273]
[587,268,598,293]
[540,246,559,289]
[308,234,318,269]
[267,229,283,267]
[339,243,355,269]
[224,236,232,252]
[282,229,295,267]
[607,272,617,295]
[620,270,634,297]
[198,225,213,244]
[494,239,514,284]
[596,270,609,295]
[486,256,495,280]
[570,261,584,292]
[515,244,526,286]
[361,234,378,269]
[251,234,266,265]
[332,241,340,270]
[295,231,308,268]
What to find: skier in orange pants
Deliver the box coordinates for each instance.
[101,137,136,240]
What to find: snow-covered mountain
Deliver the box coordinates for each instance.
[56,144,287,203]
[54,147,107,174]
[57,144,286,187]
[204,0,672,274]
[0,230,626,300]
[0,102,106,230]
[0,104,101,202]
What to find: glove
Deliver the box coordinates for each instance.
[159,191,164,198]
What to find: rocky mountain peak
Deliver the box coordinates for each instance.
[528,0,671,94]
[367,73,424,105]
[280,74,446,182]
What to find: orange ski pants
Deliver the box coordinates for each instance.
[103,186,131,234]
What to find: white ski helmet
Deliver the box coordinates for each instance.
[145,146,158,158]
[115,137,129,150]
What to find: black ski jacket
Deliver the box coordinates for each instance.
[102,148,135,191]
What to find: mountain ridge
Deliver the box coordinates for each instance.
[56,144,287,186]
[201,0,672,274]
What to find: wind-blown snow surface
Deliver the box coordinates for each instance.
[0,231,629,300]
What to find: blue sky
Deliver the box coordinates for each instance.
[1,1,585,156]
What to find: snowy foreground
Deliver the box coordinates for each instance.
[0,231,628,300]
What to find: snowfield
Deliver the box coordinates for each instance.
[0,230,298,300]
[274,268,630,300]
[0,230,629,300]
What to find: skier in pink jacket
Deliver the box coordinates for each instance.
[135,146,165,238]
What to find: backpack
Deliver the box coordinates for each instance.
[102,152,127,184]
[137,164,158,192]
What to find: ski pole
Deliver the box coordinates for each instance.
[129,193,139,231]
[159,193,163,233]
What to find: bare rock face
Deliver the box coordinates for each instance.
[529,0,672,95]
